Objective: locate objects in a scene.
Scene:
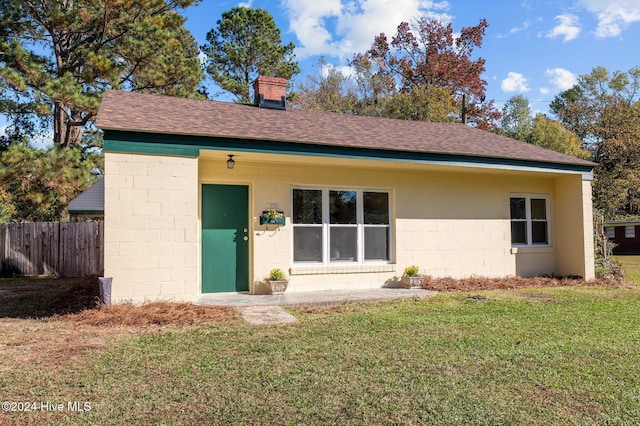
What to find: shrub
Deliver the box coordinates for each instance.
[595,256,624,280]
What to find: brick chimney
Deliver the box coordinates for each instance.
[253,76,287,110]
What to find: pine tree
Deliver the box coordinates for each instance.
[0,0,204,147]
[201,6,300,103]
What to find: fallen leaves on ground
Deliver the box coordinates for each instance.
[422,276,633,292]
[58,302,235,327]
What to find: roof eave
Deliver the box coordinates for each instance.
[102,130,595,178]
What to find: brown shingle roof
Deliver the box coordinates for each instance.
[96,90,594,168]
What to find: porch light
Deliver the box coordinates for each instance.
[226,155,235,169]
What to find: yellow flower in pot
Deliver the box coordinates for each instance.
[267,268,288,294]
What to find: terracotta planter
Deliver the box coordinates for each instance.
[268,280,288,294]
[402,276,424,289]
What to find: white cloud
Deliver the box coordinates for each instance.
[545,68,577,91]
[320,62,355,79]
[501,72,531,93]
[30,132,53,149]
[281,0,452,59]
[546,14,581,42]
[510,21,531,34]
[197,51,207,66]
[578,0,640,37]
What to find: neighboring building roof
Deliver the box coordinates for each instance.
[605,220,640,227]
[96,90,595,169]
[68,179,104,214]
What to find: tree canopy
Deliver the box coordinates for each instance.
[498,95,588,159]
[499,95,534,141]
[550,66,640,218]
[0,0,204,148]
[551,66,640,146]
[528,114,589,160]
[294,57,458,123]
[0,142,101,221]
[294,18,498,129]
[363,18,500,129]
[201,6,300,103]
[293,58,358,114]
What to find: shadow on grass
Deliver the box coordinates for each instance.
[0,275,100,319]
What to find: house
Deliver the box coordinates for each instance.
[604,220,640,254]
[96,77,596,304]
[68,179,104,220]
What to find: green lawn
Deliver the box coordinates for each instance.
[614,255,640,284]
[3,285,639,425]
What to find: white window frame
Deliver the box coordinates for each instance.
[292,187,392,265]
[625,225,635,238]
[605,226,615,239]
[510,194,551,247]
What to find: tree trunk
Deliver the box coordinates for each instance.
[53,103,84,147]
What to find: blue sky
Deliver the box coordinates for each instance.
[183,0,640,114]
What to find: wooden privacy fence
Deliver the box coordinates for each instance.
[0,222,104,277]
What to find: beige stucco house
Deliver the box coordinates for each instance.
[96,77,596,304]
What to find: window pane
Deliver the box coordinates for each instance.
[293,189,322,224]
[532,221,548,244]
[365,227,389,260]
[330,191,356,224]
[364,192,389,224]
[510,198,526,219]
[531,199,547,220]
[330,227,357,262]
[605,227,615,239]
[511,221,527,244]
[625,225,636,238]
[293,227,323,262]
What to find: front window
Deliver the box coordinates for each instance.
[292,189,322,262]
[293,188,391,264]
[510,195,550,246]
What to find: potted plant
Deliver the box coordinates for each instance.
[402,265,424,288]
[260,209,286,226]
[266,268,288,294]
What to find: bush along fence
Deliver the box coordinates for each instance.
[0,222,104,278]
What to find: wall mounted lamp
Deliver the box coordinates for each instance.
[226,155,235,169]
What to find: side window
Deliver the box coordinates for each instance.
[510,195,549,246]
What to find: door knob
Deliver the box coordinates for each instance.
[244,228,248,233]
[243,236,249,241]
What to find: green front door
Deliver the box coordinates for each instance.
[202,184,249,293]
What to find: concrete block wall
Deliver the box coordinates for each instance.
[199,156,589,293]
[104,152,199,303]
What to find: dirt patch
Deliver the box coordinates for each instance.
[519,293,557,303]
[0,318,140,368]
[0,304,235,373]
[421,276,633,292]
[0,277,237,372]
[0,275,100,318]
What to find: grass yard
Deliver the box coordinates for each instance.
[1,283,639,425]
[614,255,640,284]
